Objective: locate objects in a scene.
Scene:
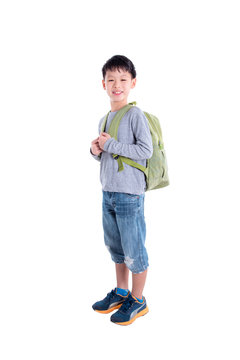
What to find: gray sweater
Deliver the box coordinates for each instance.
[91,105,153,195]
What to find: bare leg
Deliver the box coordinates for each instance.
[131,269,148,299]
[115,263,129,289]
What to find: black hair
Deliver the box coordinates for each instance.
[102,55,137,80]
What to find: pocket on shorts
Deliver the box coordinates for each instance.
[125,193,140,199]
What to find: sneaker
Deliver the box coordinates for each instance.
[92,288,129,314]
[110,293,149,325]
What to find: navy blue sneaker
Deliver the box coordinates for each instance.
[110,293,149,325]
[92,288,130,314]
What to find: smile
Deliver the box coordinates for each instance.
[113,91,123,95]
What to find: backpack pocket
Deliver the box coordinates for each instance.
[146,146,169,191]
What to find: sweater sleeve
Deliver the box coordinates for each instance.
[90,147,101,161]
[90,116,105,162]
[103,109,153,160]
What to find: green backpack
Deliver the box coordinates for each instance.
[101,101,169,191]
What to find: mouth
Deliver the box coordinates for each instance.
[112,91,123,95]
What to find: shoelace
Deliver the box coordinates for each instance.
[106,289,117,302]
[119,295,135,312]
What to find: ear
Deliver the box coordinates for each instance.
[131,78,137,89]
[102,79,106,90]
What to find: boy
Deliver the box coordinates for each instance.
[90,55,153,325]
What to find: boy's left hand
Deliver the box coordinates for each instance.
[99,132,111,150]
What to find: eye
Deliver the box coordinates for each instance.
[121,79,127,81]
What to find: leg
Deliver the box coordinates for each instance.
[115,263,129,289]
[110,267,149,325]
[116,193,149,274]
[102,191,125,264]
[132,269,148,299]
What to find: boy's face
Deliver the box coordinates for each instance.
[102,68,136,107]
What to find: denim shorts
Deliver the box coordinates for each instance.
[102,191,149,274]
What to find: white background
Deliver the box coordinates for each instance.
[0,0,239,359]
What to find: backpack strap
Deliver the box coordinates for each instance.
[100,101,137,134]
[107,102,136,139]
[101,112,110,133]
[116,156,148,176]
[101,101,148,176]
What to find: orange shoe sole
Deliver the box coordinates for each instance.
[94,303,123,314]
[114,306,149,325]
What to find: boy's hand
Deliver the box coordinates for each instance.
[99,132,111,150]
[91,137,103,156]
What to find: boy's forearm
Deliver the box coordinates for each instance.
[103,138,153,160]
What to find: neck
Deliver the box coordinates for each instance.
[110,99,128,112]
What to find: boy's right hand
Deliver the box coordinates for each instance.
[91,137,103,156]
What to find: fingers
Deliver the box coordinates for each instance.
[91,133,110,151]
[92,132,109,141]
[91,137,99,144]
[100,132,111,139]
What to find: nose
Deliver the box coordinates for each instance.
[113,79,121,88]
